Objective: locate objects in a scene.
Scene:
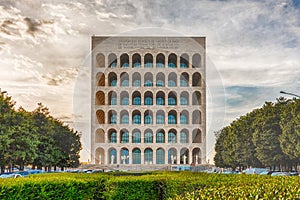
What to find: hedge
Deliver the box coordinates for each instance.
[0,172,300,199]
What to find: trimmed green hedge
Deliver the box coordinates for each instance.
[0,172,300,199]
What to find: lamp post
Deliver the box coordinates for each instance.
[280,91,300,98]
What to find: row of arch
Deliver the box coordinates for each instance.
[96,109,202,125]
[96,53,202,69]
[95,147,202,165]
[95,128,202,144]
[97,72,201,87]
[96,90,201,106]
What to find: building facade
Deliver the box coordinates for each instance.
[91,36,206,169]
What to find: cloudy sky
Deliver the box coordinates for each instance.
[1,0,300,163]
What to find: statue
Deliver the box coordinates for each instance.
[99,155,102,164]
[171,155,174,164]
[111,155,115,164]
[195,155,198,165]
[183,155,187,164]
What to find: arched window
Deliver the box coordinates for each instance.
[132,129,141,143]
[132,53,141,68]
[95,129,105,143]
[108,110,117,124]
[132,72,141,87]
[156,53,165,68]
[144,53,153,68]
[156,110,165,124]
[192,148,201,164]
[192,73,201,87]
[121,72,129,87]
[156,148,165,164]
[144,72,153,87]
[121,148,129,164]
[180,148,189,164]
[108,129,117,143]
[121,53,129,68]
[156,91,165,105]
[96,73,105,86]
[192,53,201,68]
[108,53,117,68]
[156,72,165,87]
[180,53,189,68]
[144,110,153,124]
[96,53,105,68]
[180,92,189,105]
[144,148,153,164]
[144,129,153,143]
[108,72,117,86]
[192,110,201,124]
[120,110,129,124]
[132,148,141,164]
[180,73,189,87]
[132,110,141,124]
[192,129,201,143]
[168,110,177,124]
[168,92,177,105]
[168,130,177,143]
[156,130,165,143]
[109,148,117,164]
[144,91,153,105]
[120,91,129,105]
[168,72,177,87]
[168,53,177,68]
[180,129,188,143]
[121,130,129,143]
[180,110,189,124]
[96,91,105,105]
[168,148,177,164]
[108,91,117,105]
[132,91,141,105]
[192,91,201,105]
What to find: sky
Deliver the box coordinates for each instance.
[1,0,300,163]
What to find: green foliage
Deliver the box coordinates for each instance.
[0,172,300,199]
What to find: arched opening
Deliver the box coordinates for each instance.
[108,110,117,124]
[144,72,153,87]
[156,148,165,164]
[120,53,129,68]
[108,72,117,86]
[180,110,189,124]
[180,92,189,105]
[144,53,153,68]
[180,72,189,87]
[108,53,117,68]
[156,53,165,68]
[96,110,105,124]
[168,110,177,124]
[120,110,129,124]
[95,148,105,164]
[168,148,177,164]
[108,129,117,143]
[168,72,177,87]
[180,129,189,143]
[156,72,165,87]
[180,148,189,164]
[144,91,153,105]
[96,72,105,86]
[156,91,165,105]
[132,110,141,124]
[144,110,153,124]
[192,91,201,105]
[132,148,141,164]
[180,53,189,68]
[168,91,177,105]
[156,110,165,124]
[96,91,105,105]
[144,148,153,164]
[192,148,201,164]
[120,72,129,87]
[132,91,141,105]
[168,53,177,68]
[95,128,105,143]
[156,129,165,143]
[120,129,129,143]
[132,53,141,68]
[120,148,129,164]
[192,110,201,124]
[192,53,201,68]
[120,91,129,105]
[96,53,105,68]
[132,129,141,143]
[108,91,117,105]
[144,129,153,143]
[192,72,201,87]
[109,148,117,164]
[192,129,202,143]
[132,72,141,87]
[168,129,177,143]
